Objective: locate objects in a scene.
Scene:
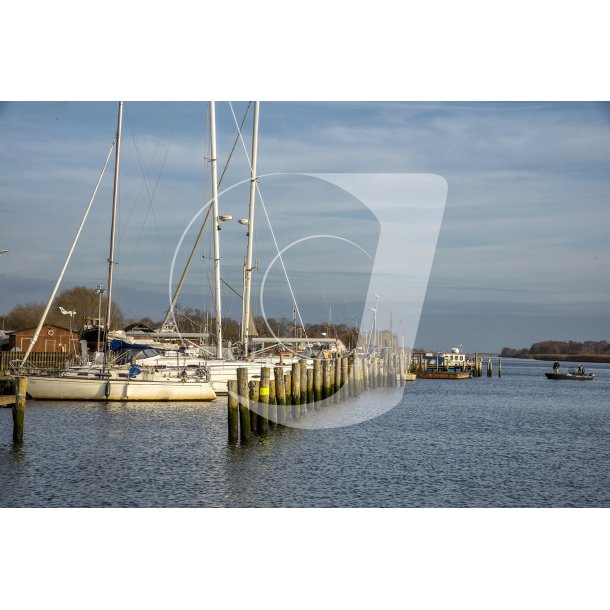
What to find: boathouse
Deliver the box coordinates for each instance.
[3,324,76,353]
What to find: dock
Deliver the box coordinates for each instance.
[0,395,16,407]
[417,371,471,379]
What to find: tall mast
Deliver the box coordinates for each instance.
[241,101,259,355]
[105,101,123,345]
[209,101,223,358]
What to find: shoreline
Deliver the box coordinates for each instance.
[503,354,610,364]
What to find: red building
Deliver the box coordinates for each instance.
[4,324,77,353]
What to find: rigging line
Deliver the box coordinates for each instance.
[172,306,204,330]
[138,117,176,268]
[118,103,175,247]
[227,102,310,343]
[120,107,169,281]
[161,204,212,328]
[21,138,116,365]
[162,103,251,328]
[220,277,243,299]
[218,101,251,188]
[127,105,176,273]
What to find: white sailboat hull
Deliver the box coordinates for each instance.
[206,362,303,395]
[26,375,216,401]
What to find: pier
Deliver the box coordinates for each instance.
[409,352,503,378]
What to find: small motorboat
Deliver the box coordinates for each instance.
[545,364,595,381]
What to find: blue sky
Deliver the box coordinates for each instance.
[1,101,609,352]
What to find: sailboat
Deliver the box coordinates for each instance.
[148,100,301,395]
[22,102,216,401]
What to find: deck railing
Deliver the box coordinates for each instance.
[0,352,70,375]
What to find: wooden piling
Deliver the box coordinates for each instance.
[291,362,301,419]
[372,357,379,388]
[498,358,502,378]
[237,367,250,443]
[300,360,307,413]
[257,367,270,434]
[399,351,405,387]
[322,358,331,400]
[12,376,27,444]
[274,366,287,425]
[333,357,340,403]
[313,359,323,406]
[487,358,493,377]
[249,381,259,433]
[359,355,366,393]
[347,357,355,397]
[341,356,349,400]
[306,368,313,406]
[268,373,277,424]
[227,379,239,443]
[284,373,292,414]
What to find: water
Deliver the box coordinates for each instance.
[1,358,609,507]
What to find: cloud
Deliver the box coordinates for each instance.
[1,101,609,350]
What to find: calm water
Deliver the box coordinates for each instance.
[1,358,609,507]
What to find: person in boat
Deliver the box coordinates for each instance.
[577,365,585,376]
[552,361,560,373]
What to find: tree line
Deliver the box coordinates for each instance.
[501,340,610,358]
[1,286,361,349]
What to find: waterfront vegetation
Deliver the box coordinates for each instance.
[1,286,361,348]
[501,340,610,363]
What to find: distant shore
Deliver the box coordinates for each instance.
[505,354,610,364]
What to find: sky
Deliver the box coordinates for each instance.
[1,101,609,352]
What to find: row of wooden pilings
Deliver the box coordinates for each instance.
[227,352,407,444]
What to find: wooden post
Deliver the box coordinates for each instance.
[284,373,292,415]
[227,379,239,443]
[341,356,348,400]
[291,362,301,419]
[12,376,27,444]
[274,366,287,425]
[300,360,307,413]
[322,358,331,400]
[268,372,277,425]
[332,357,340,403]
[347,356,354,397]
[498,358,502,378]
[306,368,313,406]
[313,358,323,406]
[487,358,493,377]
[258,367,270,434]
[359,354,365,393]
[399,351,405,387]
[237,367,250,442]
[249,380,260,433]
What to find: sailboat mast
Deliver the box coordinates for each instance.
[209,101,223,359]
[105,100,123,342]
[241,101,259,356]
